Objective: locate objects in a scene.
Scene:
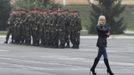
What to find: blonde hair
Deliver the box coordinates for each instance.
[97,15,106,25]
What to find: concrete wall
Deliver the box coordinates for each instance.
[54,0,134,5]
[54,0,90,5]
[10,0,134,5]
[122,0,134,5]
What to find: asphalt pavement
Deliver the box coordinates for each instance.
[0,36,134,75]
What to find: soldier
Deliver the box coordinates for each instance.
[13,13,22,44]
[19,12,27,44]
[74,11,82,48]
[23,12,32,45]
[39,10,45,46]
[5,8,82,49]
[54,10,61,48]
[4,12,16,44]
[47,10,55,47]
[70,11,82,48]
[44,10,51,47]
[36,11,43,46]
[56,10,66,48]
[50,9,58,48]
[40,10,48,46]
[63,9,71,48]
[30,9,40,46]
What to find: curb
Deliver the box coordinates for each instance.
[80,36,134,39]
[0,35,134,39]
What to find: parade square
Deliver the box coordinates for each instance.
[0,36,134,75]
[0,0,134,75]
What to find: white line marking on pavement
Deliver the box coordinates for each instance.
[0,61,89,71]
[80,36,134,39]
[41,55,134,67]
[0,60,134,73]
[0,56,84,68]
[0,57,90,71]
[0,55,134,73]
[79,49,134,53]
[89,59,134,67]
[0,49,9,52]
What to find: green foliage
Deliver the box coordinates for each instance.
[13,0,62,9]
[0,0,11,30]
[89,0,126,34]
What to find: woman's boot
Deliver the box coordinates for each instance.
[90,58,100,75]
[104,58,114,75]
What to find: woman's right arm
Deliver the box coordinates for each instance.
[96,25,108,31]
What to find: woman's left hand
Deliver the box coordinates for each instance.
[107,32,110,37]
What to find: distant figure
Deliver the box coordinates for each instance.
[70,11,82,49]
[90,15,114,75]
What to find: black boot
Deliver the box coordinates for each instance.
[90,58,100,75]
[104,59,114,75]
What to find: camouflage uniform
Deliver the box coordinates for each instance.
[44,13,51,47]
[64,12,71,48]
[23,13,32,45]
[40,13,46,46]
[5,8,82,49]
[31,13,39,46]
[19,13,26,44]
[70,12,82,48]
[48,12,57,48]
[56,13,66,48]
[5,14,16,44]
[48,13,55,47]
[14,14,22,44]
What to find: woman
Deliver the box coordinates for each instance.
[90,15,114,75]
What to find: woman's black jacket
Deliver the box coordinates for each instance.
[96,25,110,48]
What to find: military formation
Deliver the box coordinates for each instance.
[4,8,82,49]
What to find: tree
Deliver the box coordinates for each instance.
[89,0,126,34]
[0,0,11,30]
[13,0,62,9]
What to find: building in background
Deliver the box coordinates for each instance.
[54,0,134,5]
[54,0,89,5]
[10,0,134,5]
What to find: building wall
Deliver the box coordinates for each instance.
[122,0,134,5]
[11,0,134,5]
[54,0,134,5]
[54,0,90,5]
